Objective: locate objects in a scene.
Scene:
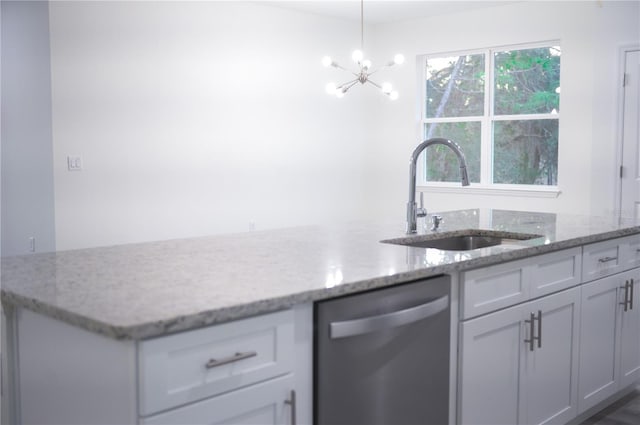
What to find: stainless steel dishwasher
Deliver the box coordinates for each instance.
[314,276,450,425]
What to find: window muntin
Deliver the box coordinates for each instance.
[422,43,560,188]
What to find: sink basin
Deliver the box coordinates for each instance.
[381,230,542,251]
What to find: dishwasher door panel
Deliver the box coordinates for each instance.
[314,276,451,425]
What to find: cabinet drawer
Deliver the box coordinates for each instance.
[138,310,294,416]
[461,247,581,319]
[140,374,295,425]
[583,234,640,282]
[529,247,582,299]
[462,260,528,319]
[620,234,640,271]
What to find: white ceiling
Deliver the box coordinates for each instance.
[262,1,517,24]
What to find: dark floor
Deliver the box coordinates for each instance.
[580,387,640,425]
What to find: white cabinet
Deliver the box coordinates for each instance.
[582,234,640,281]
[459,287,580,425]
[578,273,619,411]
[140,375,295,425]
[458,235,640,425]
[458,300,521,425]
[8,306,310,425]
[461,247,581,319]
[138,310,294,416]
[619,269,640,388]
[138,309,301,424]
[578,268,640,413]
[521,289,580,425]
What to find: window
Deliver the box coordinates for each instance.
[421,43,561,190]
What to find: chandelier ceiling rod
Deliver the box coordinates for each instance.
[360,0,364,52]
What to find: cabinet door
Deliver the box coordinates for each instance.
[578,274,620,413]
[140,375,295,425]
[619,269,640,388]
[459,288,580,425]
[522,287,579,425]
[459,304,524,425]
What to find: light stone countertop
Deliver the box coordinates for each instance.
[2,209,640,340]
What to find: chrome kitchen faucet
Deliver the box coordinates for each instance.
[406,138,470,234]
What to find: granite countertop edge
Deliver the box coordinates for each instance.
[3,224,639,341]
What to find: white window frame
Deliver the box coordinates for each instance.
[417,41,561,198]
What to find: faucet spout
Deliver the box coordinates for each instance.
[406,138,470,234]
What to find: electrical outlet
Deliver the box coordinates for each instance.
[67,156,83,171]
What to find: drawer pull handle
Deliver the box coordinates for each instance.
[598,256,618,263]
[205,351,257,369]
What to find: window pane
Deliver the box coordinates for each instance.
[494,46,561,115]
[493,119,558,185]
[426,54,485,118]
[424,122,481,183]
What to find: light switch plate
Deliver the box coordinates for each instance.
[67,156,82,171]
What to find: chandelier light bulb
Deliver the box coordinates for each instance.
[325,82,337,95]
[362,59,372,70]
[336,89,345,99]
[389,90,399,100]
[382,82,393,94]
[322,56,333,67]
[352,49,364,63]
[394,54,405,65]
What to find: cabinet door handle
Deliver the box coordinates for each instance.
[524,312,536,351]
[620,281,630,312]
[285,390,297,425]
[630,279,635,310]
[598,256,618,263]
[524,311,542,351]
[536,310,542,349]
[204,351,257,369]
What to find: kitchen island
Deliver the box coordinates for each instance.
[2,209,640,424]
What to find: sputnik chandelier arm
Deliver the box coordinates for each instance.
[322,0,404,100]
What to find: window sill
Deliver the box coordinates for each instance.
[418,184,561,198]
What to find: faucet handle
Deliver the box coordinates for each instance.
[431,214,443,231]
[416,192,427,217]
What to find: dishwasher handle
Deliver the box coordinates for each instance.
[329,295,449,339]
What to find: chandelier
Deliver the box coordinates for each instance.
[322,0,404,100]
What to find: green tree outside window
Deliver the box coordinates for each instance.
[423,45,560,186]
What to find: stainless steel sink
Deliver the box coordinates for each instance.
[381,230,542,251]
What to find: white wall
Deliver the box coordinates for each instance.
[363,1,640,222]
[49,1,370,250]
[1,0,56,256]
[589,1,640,217]
[4,1,638,251]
